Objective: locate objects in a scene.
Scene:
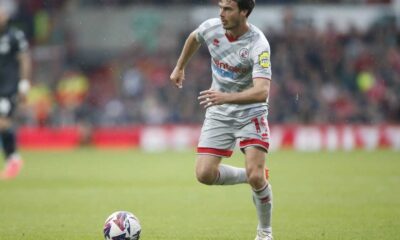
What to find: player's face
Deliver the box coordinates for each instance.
[219,0,244,30]
[0,8,9,28]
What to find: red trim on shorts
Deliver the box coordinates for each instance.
[197,147,233,157]
[239,139,270,151]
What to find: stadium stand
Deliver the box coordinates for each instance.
[10,1,400,127]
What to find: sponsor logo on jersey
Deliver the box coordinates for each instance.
[212,58,249,79]
[213,58,248,74]
[258,51,270,68]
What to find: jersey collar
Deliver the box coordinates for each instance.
[224,24,251,42]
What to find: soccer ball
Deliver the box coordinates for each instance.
[103,211,141,240]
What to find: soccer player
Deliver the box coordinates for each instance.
[0,3,31,180]
[170,0,273,239]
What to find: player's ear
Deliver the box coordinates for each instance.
[240,9,249,18]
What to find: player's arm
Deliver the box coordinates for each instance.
[16,29,32,96]
[19,51,32,80]
[198,78,270,107]
[17,50,32,96]
[170,31,201,88]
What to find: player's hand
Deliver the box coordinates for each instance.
[18,93,28,104]
[170,67,184,89]
[18,79,30,103]
[198,89,230,108]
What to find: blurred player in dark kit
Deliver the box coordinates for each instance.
[0,1,31,179]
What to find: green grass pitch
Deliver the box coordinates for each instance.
[0,149,399,239]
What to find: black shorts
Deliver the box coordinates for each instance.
[0,95,18,118]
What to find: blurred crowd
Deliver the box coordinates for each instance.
[70,0,393,6]
[269,14,400,124]
[8,0,389,8]
[9,1,400,127]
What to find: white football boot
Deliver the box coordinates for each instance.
[254,230,273,240]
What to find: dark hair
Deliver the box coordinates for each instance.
[233,0,255,17]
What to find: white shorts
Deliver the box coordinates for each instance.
[197,113,270,158]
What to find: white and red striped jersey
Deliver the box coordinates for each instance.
[195,18,272,122]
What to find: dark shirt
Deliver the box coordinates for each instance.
[0,25,29,96]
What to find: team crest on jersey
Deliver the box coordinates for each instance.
[239,48,249,61]
[258,51,270,68]
[213,38,220,47]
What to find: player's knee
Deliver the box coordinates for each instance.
[247,170,265,189]
[195,168,216,185]
[0,118,12,130]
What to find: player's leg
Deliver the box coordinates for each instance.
[195,153,247,185]
[195,154,222,185]
[244,146,272,239]
[196,118,247,185]
[238,114,273,239]
[0,97,23,179]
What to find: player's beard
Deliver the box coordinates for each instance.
[222,18,240,31]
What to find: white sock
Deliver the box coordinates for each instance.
[9,153,21,161]
[253,183,273,233]
[213,164,247,185]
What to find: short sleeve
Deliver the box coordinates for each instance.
[251,40,272,80]
[14,29,29,52]
[195,20,208,44]
[195,18,219,44]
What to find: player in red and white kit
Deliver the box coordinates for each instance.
[170,1,273,239]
